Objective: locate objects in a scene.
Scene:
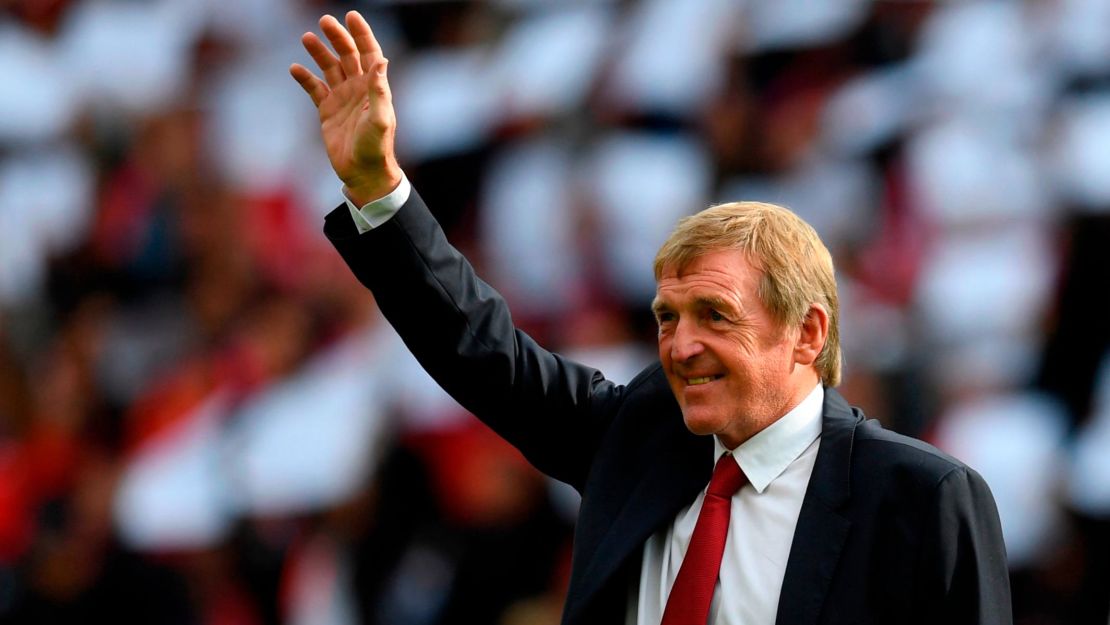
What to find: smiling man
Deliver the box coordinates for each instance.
[293,11,1012,625]
[652,204,836,450]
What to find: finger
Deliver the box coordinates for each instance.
[302,31,345,88]
[370,59,392,105]
[289,63,329,107]
[321,14,362,77]
[346,11,383,75]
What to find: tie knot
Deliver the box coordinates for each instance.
[707,454,747,498]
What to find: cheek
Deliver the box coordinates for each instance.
[756,345,798,383]
[718,335,758,371]
[719,333,788,381]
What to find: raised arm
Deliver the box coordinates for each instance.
[290,12,636,490]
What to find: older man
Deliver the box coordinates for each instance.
[291,11,1011,625]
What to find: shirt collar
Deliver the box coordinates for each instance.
[714,383,824,494]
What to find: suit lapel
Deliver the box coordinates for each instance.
[775,388,858,625]
[565,418,713,624]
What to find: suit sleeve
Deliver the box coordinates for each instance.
[916,466,1013,625]
[324,190,625,491]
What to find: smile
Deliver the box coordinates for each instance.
[686,376,722,386]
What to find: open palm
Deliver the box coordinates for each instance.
[291,11,401,204]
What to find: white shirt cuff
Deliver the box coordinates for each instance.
[343,173,412,234]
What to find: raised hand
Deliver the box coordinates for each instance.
[290,11,401,205]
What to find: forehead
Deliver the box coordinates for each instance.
[655,249,760,301]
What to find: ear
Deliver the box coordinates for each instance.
[793,304,829,367]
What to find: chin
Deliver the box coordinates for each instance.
[680,408,725,438]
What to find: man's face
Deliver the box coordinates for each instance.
[654,249,803,449]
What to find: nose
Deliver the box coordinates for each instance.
[669,318,705,363]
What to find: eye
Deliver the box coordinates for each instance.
[709,309,725,322]
[656,311,675,324]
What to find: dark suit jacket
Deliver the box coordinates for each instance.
[325,189,1012,625]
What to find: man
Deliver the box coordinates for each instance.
[290,11,1012,625]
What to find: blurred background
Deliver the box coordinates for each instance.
[1,0,1109,623]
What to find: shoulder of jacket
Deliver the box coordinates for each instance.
[622,361,668,395]
[851,418,971,483]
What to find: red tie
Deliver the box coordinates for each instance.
[661,453,748,625]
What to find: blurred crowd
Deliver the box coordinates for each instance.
[1,0,1109,623]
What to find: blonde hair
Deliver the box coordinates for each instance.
[653,201,841,387]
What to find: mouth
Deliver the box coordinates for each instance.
[685,375,724,386]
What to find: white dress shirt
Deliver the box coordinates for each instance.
[630,383,824,625]
[343,176,412,233]
[345,181,825,625]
